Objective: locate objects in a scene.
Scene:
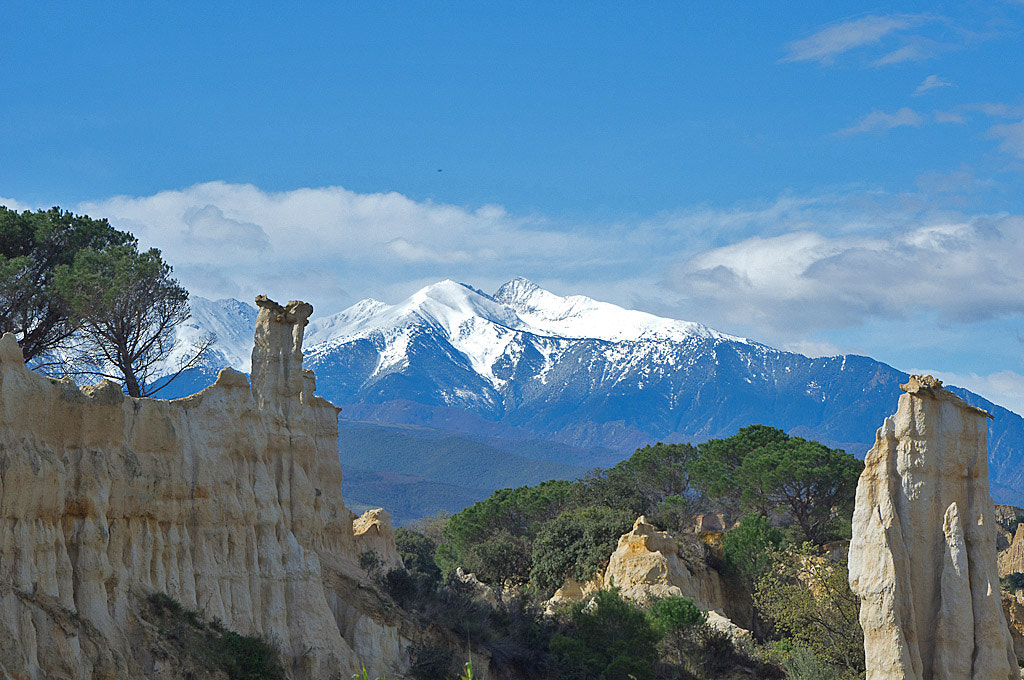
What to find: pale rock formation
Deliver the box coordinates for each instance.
[848,375,1017,680]
[353,508,404,574]
[603,516,724,611]
[705,610,751,643]
[1000,525,1024,578]
[1001,591,1024,665]
[0,297,415,680]
[544,572,604,614]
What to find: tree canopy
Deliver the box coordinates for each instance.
[55,244,212,397]
[691,425,863,544]
[1,205,211,397]
[0,206,131,364]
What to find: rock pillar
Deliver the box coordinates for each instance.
[848,375,1017,679]
[250,295,313,419]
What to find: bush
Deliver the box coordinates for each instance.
[1002,572,1024,592]
[408,643,453,680]
[530,506,633,597]
[753,546,864,674]
[550,588,659,680]
[782,645,835,680]
[395,526,442,587]
[723,513,783,582]
[646,596,706,637]
[146,593,284,680]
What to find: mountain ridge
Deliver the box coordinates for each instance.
[160,279,1024,505]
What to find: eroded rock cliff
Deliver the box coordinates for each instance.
[0,297,412,680]
[848,375,1017,679]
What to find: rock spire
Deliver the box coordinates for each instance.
[848,375,1016,679]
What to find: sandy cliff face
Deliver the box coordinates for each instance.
[0,297,410,680]
[848,375,1017,680]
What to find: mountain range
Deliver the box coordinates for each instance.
[157,278,1024,508]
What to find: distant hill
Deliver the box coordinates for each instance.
[337,421,589,524]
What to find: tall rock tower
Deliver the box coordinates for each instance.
[849,375,1017,679]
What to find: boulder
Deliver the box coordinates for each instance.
[603,516,725,612]
[848,375,1017,679]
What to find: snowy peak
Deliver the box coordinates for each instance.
[307,280,530,349]
[494,278,743,344]
[166,297,257,372]
[398,280,526,334]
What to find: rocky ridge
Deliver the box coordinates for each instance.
[0,296,413,679]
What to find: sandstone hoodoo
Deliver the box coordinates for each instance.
[0,296,411,679]
[849,375,1017,679]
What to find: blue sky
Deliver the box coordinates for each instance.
[3,2,1024,411]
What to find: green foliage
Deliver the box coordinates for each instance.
[781,645,836,680]
[0,206,131,364]
[55,243,210,397]
[395,526,443,585]
[574,442,698,529]
[550,588,660,680]
[436,480,574,580]
[723,513,784,582]
[147,592,284,680]
[645,595,706,637]
[1002,572,1024,591]
[692,425,863,544]
[530,506,633,597]
[753,545,864,674]
[462,528,534,589]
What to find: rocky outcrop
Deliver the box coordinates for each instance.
[0,297,414,680]
[545,572,605,614]
[353,508,404,574]
[603,516,725,611]
[848,375,1017,679]
[999,525,1024,578]
[1002,591,1024,664]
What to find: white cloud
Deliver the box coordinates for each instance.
[782,14,930,64]
[911,369,1024,416]
[914,74,953,95]
[76,182,618,315]
[836,107,924,135]
[989,120,1024,158]
[782,340,847,358]
[0,197,35,212]
[665,217,1024,336]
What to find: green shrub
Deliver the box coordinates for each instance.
[723,513,783,582]
[529,506,633,597]
[645,596,706,637]
[782,645,835,680]
[550,588,659,680]
[753,546,863,674]
[147,592,284,680]
[1003,572,1024,592]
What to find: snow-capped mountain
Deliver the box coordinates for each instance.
[164,279,1024,505]
[166,297,258,372]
